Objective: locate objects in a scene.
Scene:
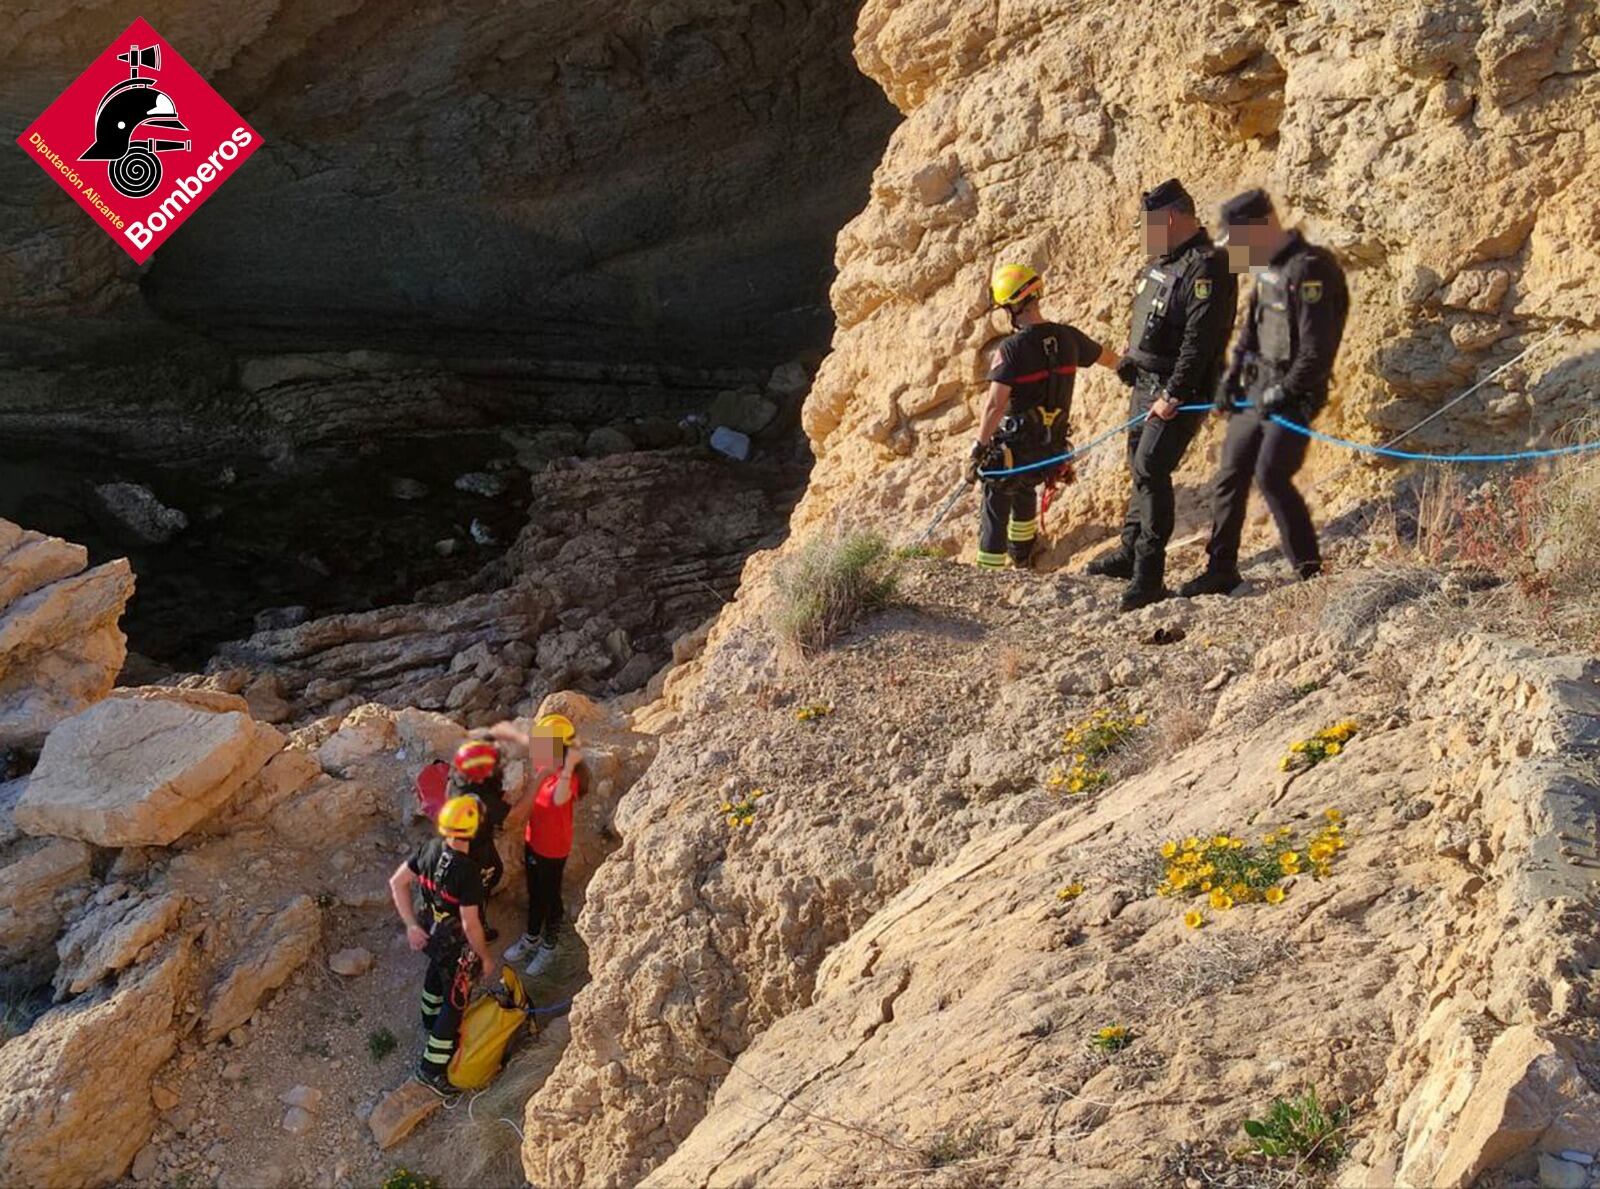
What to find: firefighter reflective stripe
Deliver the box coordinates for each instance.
[422,1037,455,1068]
[421,989,444,1008]
[976,550,1008,568]
[1008,516,1038,541]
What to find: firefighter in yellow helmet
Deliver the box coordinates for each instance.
[485,712,585,977]
[971,264,1122,568]
[388,795,497,1097]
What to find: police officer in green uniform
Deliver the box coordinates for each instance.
[1085,179,1238,611]
[1179,189,1350,596]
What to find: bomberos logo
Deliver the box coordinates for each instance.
[17,17,263,264]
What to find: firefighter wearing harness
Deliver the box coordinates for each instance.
[971,264,1121,568]
[1086,179,1238,611]
[388,795,498,1098]
[1179,189,1350,596]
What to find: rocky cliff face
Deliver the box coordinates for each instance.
[513,1,1600,1185]
[794,0,1600,560]
[1,0,893,452]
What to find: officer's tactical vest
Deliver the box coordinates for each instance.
[1129,250,1208,370]
[1254,268,1296,369]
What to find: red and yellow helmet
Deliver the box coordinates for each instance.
[436,795,481,840]
[452,739,500,784]
[990,263,1043,310]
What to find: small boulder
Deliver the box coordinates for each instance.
[151,1084,180,1112]
[584,426,635,456]
[95,483,188,544]
[328,947,373,977]
[455,472,508,498]
[708,389,779,436]
[202,895,320,1043]
[280,1106,315,1135]
[368,1079,442,1148]
[279,1085,323,1112]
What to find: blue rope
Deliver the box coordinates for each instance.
[1265,414,1600,463]
[531,998,571,1016]
[975,403,1214,479]
[975,401,1600,479]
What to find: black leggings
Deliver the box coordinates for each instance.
[524,849,566,945]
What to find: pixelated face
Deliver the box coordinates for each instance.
[531,735,563,769]
[1142,209,1172,255]
[1223,218,1271,272]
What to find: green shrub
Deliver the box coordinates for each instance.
[367,1027,397,1062]
[921,1122,993,1168]
[381,1169,438,1189]
[771,533,900,653]
[1241,1087,1348,1165]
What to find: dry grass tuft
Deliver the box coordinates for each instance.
[1318,566,1441,648]
[771,533,901,655]
[429,1022,569,1187]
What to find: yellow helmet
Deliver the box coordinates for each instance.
[990,263,1043,310]
[436,795,481,840]
[533,713,576,746]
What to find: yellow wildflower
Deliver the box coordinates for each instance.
[1184,909,1205,929]
[1160,840,1178,859]
[1057,883,1085,901]
[1325,808,1343,823]
[1265,886,1286,904]
[1183,836,1201,851]
[1279,852,1302,872]
[1209,888,1233,910]
[1326,741,1342,756]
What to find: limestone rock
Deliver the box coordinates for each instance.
[368,1079,442,1149]
[1430,1027,1596,1189]
[267,777,380,844]
[708,389,779,436]
[53,890,187,999]
[280,1085,323,1112]
[328,947,374,977]
[95,483,188,544]
[0,521,134,750]
[0,837,94,981]
[317,704,401,772]
[0,938,194,1188]
[15,697,284,847]
[202,895,320,1043]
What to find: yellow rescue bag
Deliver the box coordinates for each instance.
[448,967,532,1090]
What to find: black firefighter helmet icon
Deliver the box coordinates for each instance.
[79,43,191,199]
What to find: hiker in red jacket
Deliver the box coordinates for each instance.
[490,713,583,977]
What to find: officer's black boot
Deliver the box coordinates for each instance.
[1085,550,1134,579]
[1118,556,1169,613]
[1177,569,1244,598]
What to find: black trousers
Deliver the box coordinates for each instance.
[1204,407,1320,575]
[419,929,468,1077]
[524,849,566,946]
[1117,393,1204,588]
[977,481,1039,568]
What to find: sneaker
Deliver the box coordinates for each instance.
[1177,570,1244,598]
[1085,551,1134,579]
[503,933,539,964]
[524,943,557,977]
[1118,585,1170,613]
[1297,562,1324,582]
[413,1069,460,1100]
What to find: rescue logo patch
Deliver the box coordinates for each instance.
[1302,279,1324,304]
[1193,279,1213,300]
[17,18,262,263]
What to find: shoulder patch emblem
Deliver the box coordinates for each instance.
[1193,278,1213,300]
[1302,279,1324,304]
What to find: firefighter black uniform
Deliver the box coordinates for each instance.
[409,835,486,1082]
[978,322,1102,567]
[1186,191,1350,591]
[1099,181,1237,596]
